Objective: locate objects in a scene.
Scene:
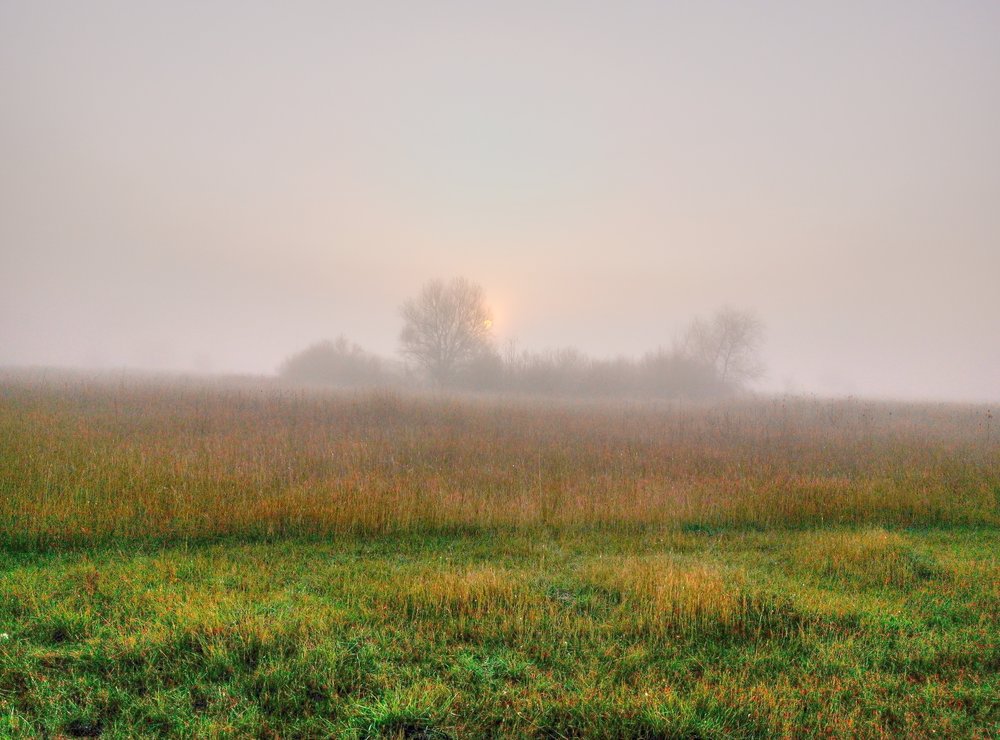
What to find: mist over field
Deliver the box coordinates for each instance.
[3,6,1000,734]
[2,1,999,402]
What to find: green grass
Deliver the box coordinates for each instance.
[1,528,997,737]
[0,376,998,736]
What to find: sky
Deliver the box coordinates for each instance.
[2,1,999,401]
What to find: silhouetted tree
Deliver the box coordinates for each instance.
[680,307,765,387]
[399,277,494,386]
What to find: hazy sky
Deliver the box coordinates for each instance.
[2,1,998,400]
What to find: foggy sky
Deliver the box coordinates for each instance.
[2,1,999,401]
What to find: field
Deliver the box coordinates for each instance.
[0,375,998,737]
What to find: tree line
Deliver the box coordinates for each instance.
[280,277,764,399]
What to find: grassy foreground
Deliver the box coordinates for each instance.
[1,529,997,737]
[0,375,998,736]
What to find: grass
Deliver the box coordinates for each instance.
[1,530,997,737]
[1,376,997,548]
[0,374,998,736]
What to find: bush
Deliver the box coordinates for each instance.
[279,337,384,387]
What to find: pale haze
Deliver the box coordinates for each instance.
[2,1,998,401]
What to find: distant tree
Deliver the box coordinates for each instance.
[399,277,494,387]
[639,349,728,399]
[279,336,382,386]
[680,308,765,387]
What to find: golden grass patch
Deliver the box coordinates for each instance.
[581,556,799,637]
[796,528,941,588]
[401,566,533,620]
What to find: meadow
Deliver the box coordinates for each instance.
[0,374,997,737]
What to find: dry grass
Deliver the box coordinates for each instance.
[1,373,997,548]
[581,556,801,637]
[402,566,530,620]
[796,527,941,588]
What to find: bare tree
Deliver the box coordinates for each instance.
[399,277,494,386]
[681,307,765,387]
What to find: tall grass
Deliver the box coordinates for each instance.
[795,527,942,588]
[581,556,801,638]
[1,374,997,548]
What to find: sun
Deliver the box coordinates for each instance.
[483,319,494,330]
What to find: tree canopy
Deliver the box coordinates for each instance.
[399,277,494,386]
